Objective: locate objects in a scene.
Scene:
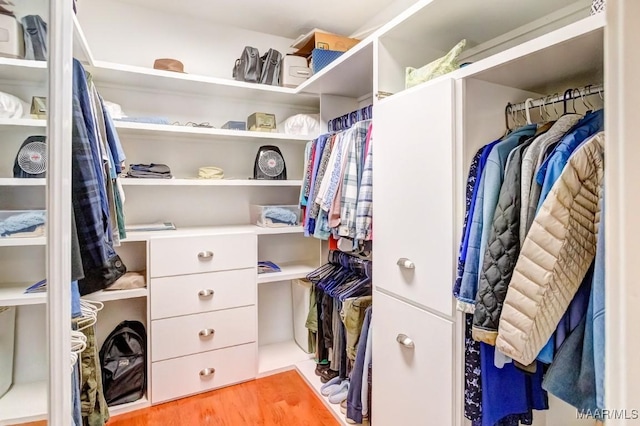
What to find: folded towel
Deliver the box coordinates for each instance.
[127,163,173,179]
[0,211,46,236]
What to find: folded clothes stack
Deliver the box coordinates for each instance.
[0,210,46,237]
[127,163,172,179]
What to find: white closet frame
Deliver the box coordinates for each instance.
[2,0,638,424]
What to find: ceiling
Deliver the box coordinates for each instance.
[118,0,400,39]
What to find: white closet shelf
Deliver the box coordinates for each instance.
[257,261,317,284]
[108,397,150,417]
[378,0,585,47]
[297,39,374,98]
[0,118,46,129]
[73,14,95,66]
[295,360,350,426]
[87,60,319,107]
[0,178,46,186]
[120,179,303,187]
[0,284,45,307]
[0,381,47,425]
[0,57,46,83]
[457,14,605,92]
[113,121,314,143]
[254,226,303,235]
[83,288,149,303]
[258,340,313,377]
[0,237,46,247]
[122,225,302,242]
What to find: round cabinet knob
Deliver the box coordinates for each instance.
[396,333,415,349]
[199,367,216,378]
[198,289,215,299]
[199,328,215,339]
[198,251,214,261]
[396,258,415,269]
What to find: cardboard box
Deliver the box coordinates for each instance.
[292,29,360,57]
[247,112,277,132]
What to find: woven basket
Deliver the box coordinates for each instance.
[591,0,606,14]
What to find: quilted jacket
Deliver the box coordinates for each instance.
[472,143,527,344]
[496,132,605,365]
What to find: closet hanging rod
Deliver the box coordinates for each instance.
[508,84,604,113]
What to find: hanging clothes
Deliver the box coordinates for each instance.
[496,132,605,366]
[72,59,127,295]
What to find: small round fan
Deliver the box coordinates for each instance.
[253,145,287,180]
[13,136,47,178]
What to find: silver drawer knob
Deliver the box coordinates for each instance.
[198,289,214,298]
[397,258,415,269]
[199,367,216,378]
[198,251,214,260]
[199,328,215,339]
[396,333,415,349]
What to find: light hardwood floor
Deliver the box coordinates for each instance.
[19,370,339,426]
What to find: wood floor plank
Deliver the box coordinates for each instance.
[17,371,338,426]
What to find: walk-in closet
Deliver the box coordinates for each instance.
[0,0,638,425]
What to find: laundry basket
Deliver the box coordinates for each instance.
[291,279,313,354]
[0,306,16,398]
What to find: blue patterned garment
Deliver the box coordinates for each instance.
[72,59,125,295]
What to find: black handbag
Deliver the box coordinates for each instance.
[260,48,283,86]
[233,46,262,83]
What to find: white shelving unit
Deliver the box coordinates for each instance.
[0,285,46,307]
[0,118,46,129]
[0,237,46,247]
[83,288,149,303]
[108,397,150,417]
[297,38,374,98]
[0,381,47,426]
[0,57,46,83]
[113,121,313,143]
[120,179,303,187]
[0,178,46,186]
[87,60,318,107]
[258,340,312,377]
[257,262,317,284]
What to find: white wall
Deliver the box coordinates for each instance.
[77,0,296,79]
[350,0,420,39]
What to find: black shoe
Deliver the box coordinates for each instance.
[315,363,330,377]
[319,368,339,383]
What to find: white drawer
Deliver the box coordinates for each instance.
[151,343,256,404]
[151,306,257,362]
[150,233,257,278]
[150,269,255,320]
[372,291,454,426]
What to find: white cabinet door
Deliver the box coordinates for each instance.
[373,78,455,317]
[372,291,454,426]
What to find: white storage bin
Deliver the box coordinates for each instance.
[0,306,16,398]
[291,279,312,353]
[250,205,301,228]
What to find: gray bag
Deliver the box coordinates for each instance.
[260,48,283,86]
[233,46,261,83]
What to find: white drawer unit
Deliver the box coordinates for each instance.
[151,306,257,362]
[150,269,256,320]
[373,79,455,317]
[150,233,257,278]
[151,343,257,404]
[372,291,454,426]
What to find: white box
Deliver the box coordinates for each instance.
[281,55,311,88]
[291,279,312,354]
[0,307,16,398]
[0,15,24,59]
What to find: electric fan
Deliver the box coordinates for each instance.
[253,145,287,180]
[13,135,47,178]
